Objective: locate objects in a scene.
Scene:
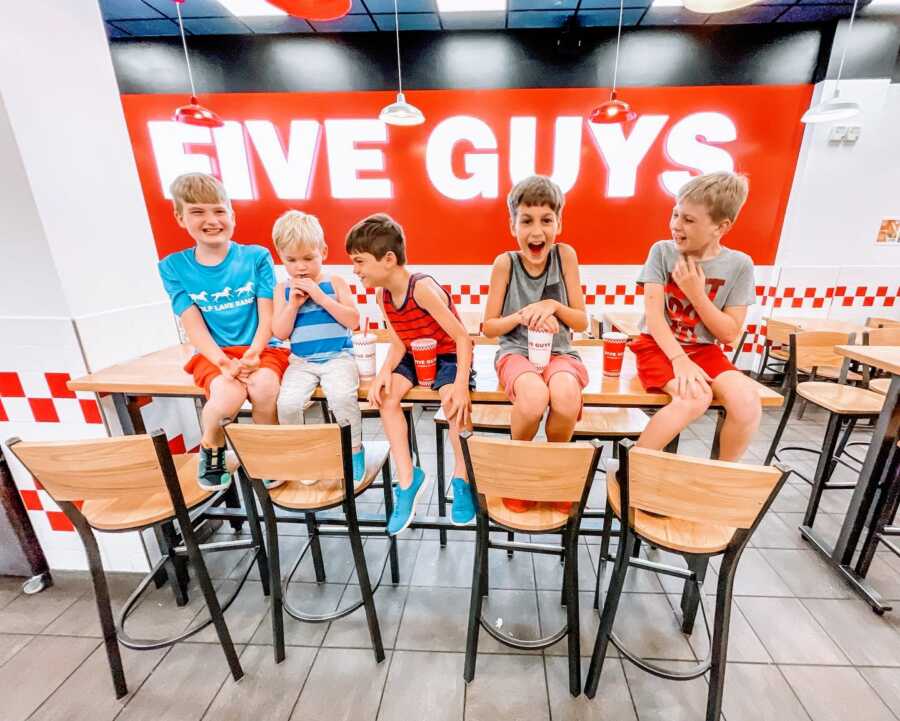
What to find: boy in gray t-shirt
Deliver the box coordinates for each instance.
[631,172,761,462]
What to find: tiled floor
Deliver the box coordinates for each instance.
[3,405,900,721]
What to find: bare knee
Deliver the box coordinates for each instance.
[246,370,279,405]
[670,390,713,421]
[548,374,582,416]
[207,376,247,416]
[724,390,761,426]
[514,379,550,421]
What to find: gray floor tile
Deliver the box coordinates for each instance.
[0,632,33,667]
[721,663,811,721]
[680,593,772,664]
[716,548,794,597]
[478,589,542,655]
[771,484,813,514]
[323,583,408,650]
[28,644,167,721]
[351,538,419,587]
[801,599,900,666]
[533,544,596,592]
[249,582,343,646]
[395,586,469,652]
[546,656,636,720]
[0,578,86,634]
[737,597,848,664]
[764,549,853,599]
[591,592,695,661]
[377,651,465,721]
[858,668,900,717]
[0,635,99,721]
[201,644,314,721]
[464,653,549,721]
[187,580,269,644]
[779,512,844,549]
[539,590,611,658]
[752,512,807,549]
[857,555,900,601]
[41,572,143,638]
[781,665,896,721]
[119,581,208,641]
[410,540,478,588]
[623,659,709,721]
[290,647,391,721]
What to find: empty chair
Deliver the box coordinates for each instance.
[584,441,789,719]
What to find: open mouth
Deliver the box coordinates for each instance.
[527,241,546,256]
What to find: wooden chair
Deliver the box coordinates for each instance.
[764,331,884,527]
[756,319,793,382]
[584,442,789,719]
[5,431,261,697]
[223,421,393,664]
[460,433,602,697]
[866,316,900,329]
[863,327,900,397]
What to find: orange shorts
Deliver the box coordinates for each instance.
[185,345,290,398]
[496,352,589,419]
[631,334,736,392]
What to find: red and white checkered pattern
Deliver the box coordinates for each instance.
[0,371,103,426]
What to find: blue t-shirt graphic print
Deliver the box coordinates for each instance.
[158,241,277,348]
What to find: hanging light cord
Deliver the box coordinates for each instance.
[610,0,625,97]
[833,0,860,97]
[393,0,403,94]
[175,1,198,99]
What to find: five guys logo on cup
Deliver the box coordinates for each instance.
[352,331,376,378]
[411,338,438,388]
[602,332,629,377]
[528,329,553,371]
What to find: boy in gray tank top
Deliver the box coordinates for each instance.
[483,176,589,513]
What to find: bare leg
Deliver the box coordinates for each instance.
[380,374,416,488]
[438,384,473,480]
[710,370,762,461]
[510,372,550,441]
[636,379,712,451]
[246,368,280,425]
[545,372,582,442]
[202,375,247,448]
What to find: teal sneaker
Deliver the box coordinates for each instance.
[352,447,366,483]
[387,467,429,536]
[197,446,231,491]
[262,478,284,490]
[450,477,476,525]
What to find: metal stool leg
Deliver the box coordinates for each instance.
[435,423,448,547]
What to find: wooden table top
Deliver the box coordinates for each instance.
[68,343,783,408]
[765,316,867,336]
[836,346,900,376]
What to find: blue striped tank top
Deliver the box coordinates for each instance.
[286,281,353,363]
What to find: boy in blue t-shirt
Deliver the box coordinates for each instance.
[158,173,289,491]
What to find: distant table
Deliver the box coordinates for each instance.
[799,345,900,613]
[599,311,642,340]
[764,316,868,337]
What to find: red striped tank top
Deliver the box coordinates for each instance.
[383,273,460,355]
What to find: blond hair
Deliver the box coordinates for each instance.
[677,172,749,223]
[506,175,565,220]
[272,210,326,255]
[169,173,230,216]
[345,213,407,265]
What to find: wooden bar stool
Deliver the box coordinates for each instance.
[223,421,394,664]
[765,331,884,527]
[756,319,792,383]
[584,441,789,718]
[6,431,259,697]
[316,399,420,466]
[460,433,602,697]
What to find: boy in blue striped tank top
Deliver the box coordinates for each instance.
[271,211,366,481]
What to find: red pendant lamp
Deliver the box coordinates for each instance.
[172,1,223,128]
[589,0,635,125]
[266,0,352,21]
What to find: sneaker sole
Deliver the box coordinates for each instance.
[197,478,232,492]
[390,474,432,536]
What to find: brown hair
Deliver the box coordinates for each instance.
[506,175,565,219]
[345,213,407,265]
[169,173,230,216]
[677,172,749,223]
[272,210,326,255]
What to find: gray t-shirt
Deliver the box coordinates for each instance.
[637,240,755,344]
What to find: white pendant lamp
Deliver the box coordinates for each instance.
[379,0,425,126]
[683,0,759,13]
[802,0,862,124]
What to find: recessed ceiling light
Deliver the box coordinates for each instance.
[218,0,287,17]
[650,0,684,7]
[436,0,507,12]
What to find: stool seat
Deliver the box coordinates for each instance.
[870,378,890,396]
[485,495,569,532]
[435,404,511,429]
[81,453,220,531]
[796,382,884,415]
[770,347,789,361]
[436,404,649,436]
[800,366,864,382]
[359,401,413,414]
[607,474,735,554]
[268,441,390,510]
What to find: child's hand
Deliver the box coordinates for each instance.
[367,371,392,409]
[237,348,260,381]
[294,277,326,304]
[288,277,309,306]
[672,256,707,302]
[671,355,711,399]
[445,380,471,427]
[519,300,559,331]
[216,356,242,380]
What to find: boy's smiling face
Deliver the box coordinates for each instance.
[349,251,393,289]
[670,199,732,256]
[176,201,235,248]
[510,203,562,268]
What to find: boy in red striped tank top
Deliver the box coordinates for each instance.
[346,214,476,535]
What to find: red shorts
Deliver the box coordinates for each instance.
[631,334,736,392]
[496,352,589,419]
[185,346,290,398]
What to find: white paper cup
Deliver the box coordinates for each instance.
[527,329,553,371]
[352,332,376,378]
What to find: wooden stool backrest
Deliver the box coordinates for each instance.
[792,330,854,370]
[865,327,900,346]
[623,447,783,529]
[765,319,796,346]
[224,423,345,483]
[462,435,598,503]
[6,434,168,501]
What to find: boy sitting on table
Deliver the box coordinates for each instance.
[271,210,365,482]
[632,171,760,461]
[158,173,289,491]
[346,213,475,535]
[482,175,589,513]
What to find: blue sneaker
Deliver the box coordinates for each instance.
[387,467,429,536]
[450,477,476,525]
[352,447,366,483]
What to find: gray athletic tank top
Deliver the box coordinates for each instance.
[497,245,579,361]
